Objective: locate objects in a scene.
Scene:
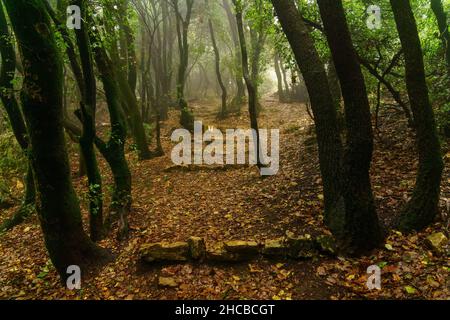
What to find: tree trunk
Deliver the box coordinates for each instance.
[233,0,261,168]
[431,0,450,73]
[89,18,133,240]
[223,0,245,108]
[120,0,138,94]
[0,1,36,232]
[280,60,290,100]
[274,53,285,102]
[271,0,346,250]
[3,0,111,280]
[173,0,195,130]
[207,1,228,117]
[390,0,444,231]
[317,0,382,253]
[73,0,104,241]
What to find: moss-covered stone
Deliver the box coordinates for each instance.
[224,240,260,255]
[261,238,287,257]
[188,236,206,260]
[206,243,240,262]
[426,232,448,253]
[141,242,189,262]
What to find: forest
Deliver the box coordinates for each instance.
[0,0,449,301]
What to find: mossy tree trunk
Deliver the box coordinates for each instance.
[233,0,262,168]
[206,0,228,118]
[89,18,132,240]
[173,0,195,130]
[0,1,36,232]
[390,0,444,231]
[430,0,450,74]
[317,0,382,253]
[271,0,346,249]
[223,0,246,109]
[72,0,104,241]
[3,0,111,279]
[102,1,151,160]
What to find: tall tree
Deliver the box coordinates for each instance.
[103,0,151,160]
[72,0,104,241]
[273,53,286,102]
[430,0,450,74]
[0,2,35,232]
[206,0,227,117]
[3,0,111,279]
[271,0,384,254]
[317,0,382,252]
[223,0,245,108]
[88,11,133,240]
[390,0,444,231]
[271,0,344,248]
[172,0,195,130]
[233,0,261,167]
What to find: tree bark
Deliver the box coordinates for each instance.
[274,53,285,102]
[3,0,111,279]
[233,0,261,167]
[72,0,104,241]
[0,1,36,232]
[173,0,195,130]
[271,0,347,250]
[207,0,228,117]
[391,0,444,231]
[223,0,245,108]
[317,0,382,252]
[89,17,133,240]
[431,0,450,74]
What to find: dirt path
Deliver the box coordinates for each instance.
[0,97,448,300]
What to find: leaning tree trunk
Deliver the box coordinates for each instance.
[118,0,138,94]
[280,60,291,100]
[89,19,132,240]
[0,2,35,232]
[3,0,111,280]
[233,0,261,168]
[223,0,245,108]
[173,0,195,131]
[207,1,228,118]
[430,0,450,74]
[391,0,444,231]
[317,0,382,253]
[73,0,104,241]
[271,0,346,250]
[274,53,285,102]
[109,3,151,160]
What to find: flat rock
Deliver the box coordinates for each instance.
[141,241,189,262]
[261,238,287,257]
[206,243,240,262]
[224,240,260,255]
[188,236,206,260]
[158,276,178,288]
[426,232,448,253]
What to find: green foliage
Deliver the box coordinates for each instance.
[0,122,26,204]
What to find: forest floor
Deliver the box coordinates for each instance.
[0,96,449,300]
